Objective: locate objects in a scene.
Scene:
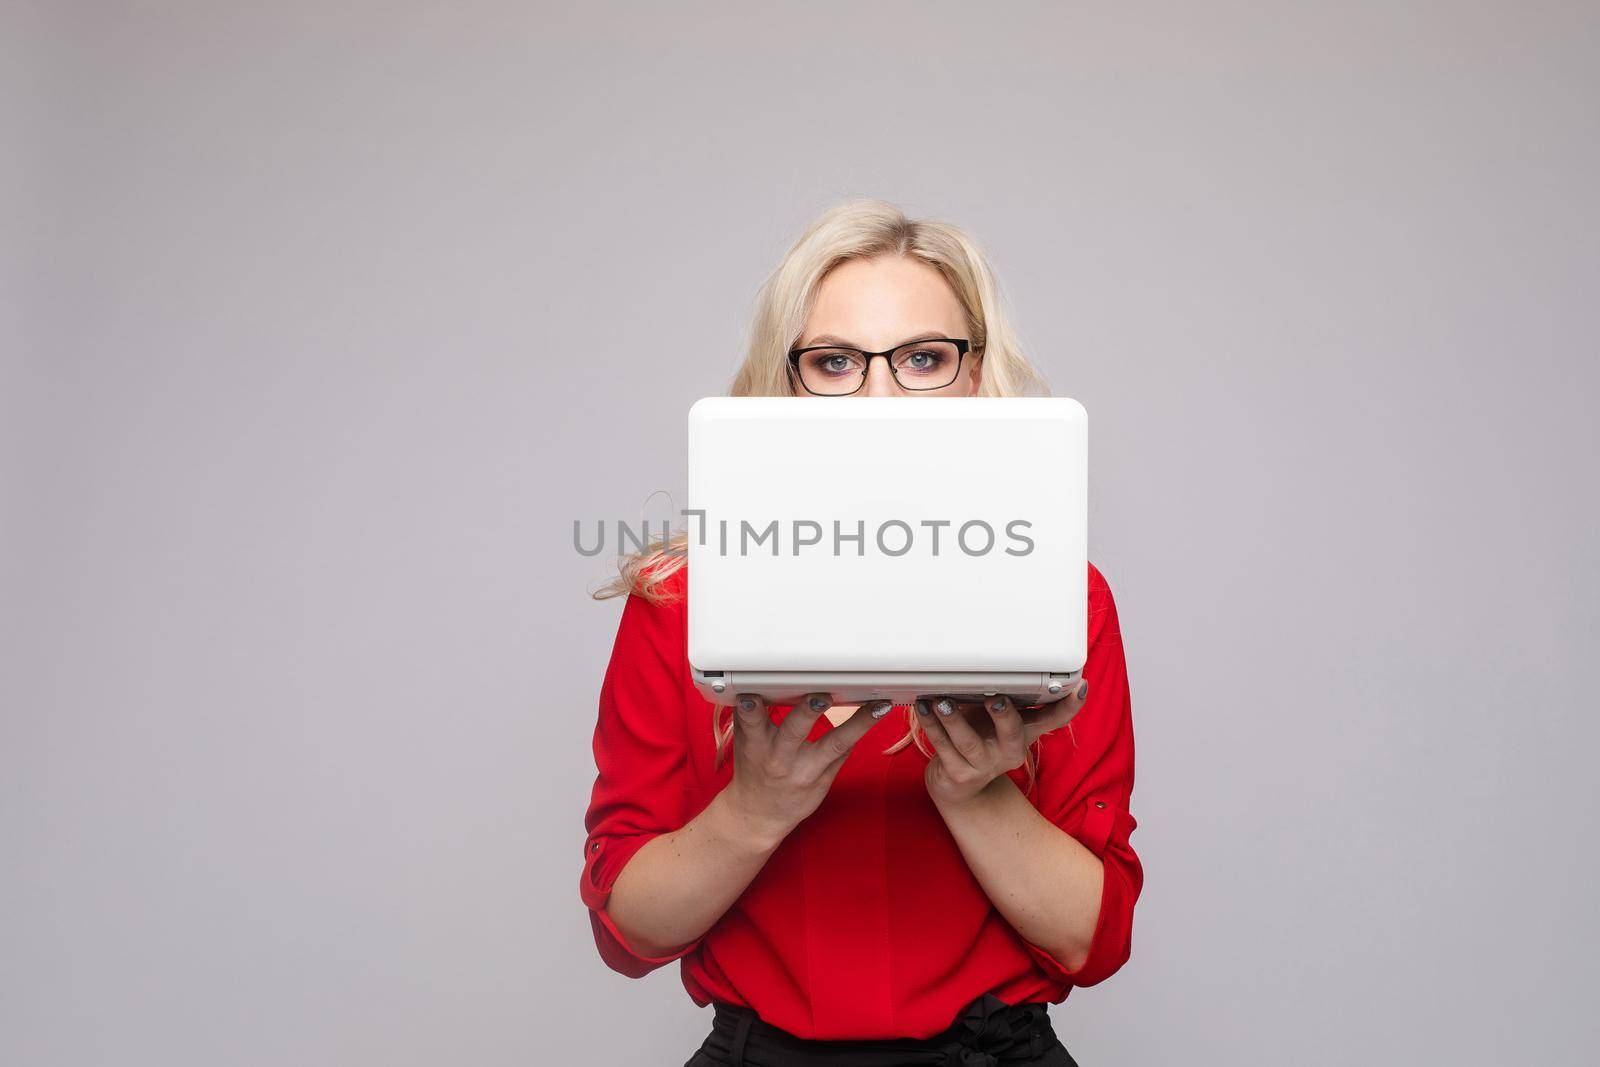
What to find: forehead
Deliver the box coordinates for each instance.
[800,255,966,348]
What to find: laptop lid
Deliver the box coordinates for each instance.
[685,396,1087,676]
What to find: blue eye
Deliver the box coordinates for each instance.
[803,350,863,376]
[896,347,951,374]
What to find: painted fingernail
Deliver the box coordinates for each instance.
[988,697,1006,713]
[936,699,954,716]
[739,697,755,711]
[871,701,892,718]
[916,699,931,717]
[809,695,830,712]
[1077,681,1089,700]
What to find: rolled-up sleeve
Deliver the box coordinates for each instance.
[579,569,705,978]
[1017,561,1144,989]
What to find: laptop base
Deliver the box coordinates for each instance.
[691,669,1083,710]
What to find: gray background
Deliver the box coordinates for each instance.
[5,2,1597,1065]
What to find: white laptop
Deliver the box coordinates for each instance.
[685,396,1088,708]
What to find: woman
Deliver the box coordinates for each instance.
[581,199,1142,1066]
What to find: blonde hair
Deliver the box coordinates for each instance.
[593,198,1062,786]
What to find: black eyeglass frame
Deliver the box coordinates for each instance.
[786,337,975,396]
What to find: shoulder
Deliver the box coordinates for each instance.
[609,559,688,649]
[652,560,689,607]
[626,556,688,604]
[1086,559,1124,644]
[1087,559,1109,595]
[1087,559,1117,603]
[620,560,689,639]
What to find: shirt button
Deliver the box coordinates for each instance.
[1094,801,1106,809]
[590,841,601,851]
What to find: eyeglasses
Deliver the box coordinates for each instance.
[787,338,974,396]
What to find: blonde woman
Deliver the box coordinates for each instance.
[580,200,1141,1066]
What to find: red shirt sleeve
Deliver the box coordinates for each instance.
[1014,561,1144,988]
[578,567,705,978]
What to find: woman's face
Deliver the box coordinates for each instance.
[792,254,982,397]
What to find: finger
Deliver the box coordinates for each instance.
[919,696,997,740]
[732,693,773,750]
[917,697,976,780]
[771,691,831,763]
[983,694,1026,752]
[1023,679,1090,742]
[929,695,992,771]
[808,700,894,777]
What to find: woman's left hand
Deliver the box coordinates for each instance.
[918,683,1089,808]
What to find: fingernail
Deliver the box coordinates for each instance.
[988,697,1006,713]
[809,695,830,712]
[936,699,954,716]
[916,699,931,717]
[1076,681,1089,700]
[739,697,755,711]
[871,701,892,718]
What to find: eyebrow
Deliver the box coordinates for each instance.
[798,330,949,349]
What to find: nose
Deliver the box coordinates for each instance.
[858,357,902,397]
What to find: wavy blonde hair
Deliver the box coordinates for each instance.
[593,198,1062,787]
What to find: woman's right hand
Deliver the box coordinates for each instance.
[720,693,893,849]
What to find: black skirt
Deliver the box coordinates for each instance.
[683,991,1081,1067]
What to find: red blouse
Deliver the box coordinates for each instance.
[579,561,1143,1041]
